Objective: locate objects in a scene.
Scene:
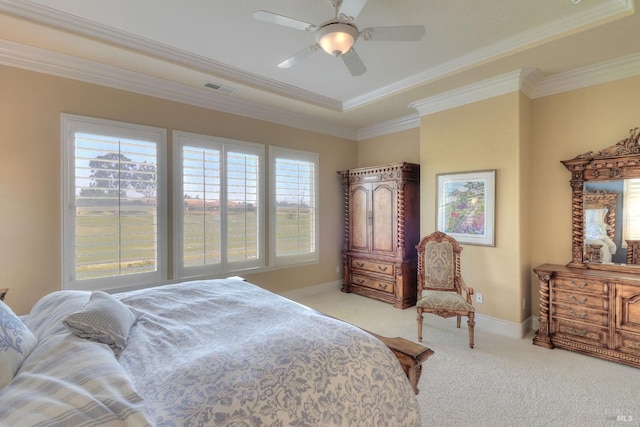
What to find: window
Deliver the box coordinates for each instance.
[62,114,166,291]
[174,131,264,278]
[269,146,319,266]
[624,178,640,242]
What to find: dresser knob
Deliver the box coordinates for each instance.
[569,328,589,336]
[569,310,588,319]
[570,295,588,304]
[355,279,365,285]
[356,262,364,267]
[570,280,588,289]
[378,266,388,272]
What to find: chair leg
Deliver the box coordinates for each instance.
[417,309,424,342]
[467,312,475,349]
[456,314,461,328]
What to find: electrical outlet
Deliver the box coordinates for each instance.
[336,265,340,274]
[476,293,483,304]
[523,298,526,310]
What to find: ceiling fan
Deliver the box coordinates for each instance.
[253,0,425,76]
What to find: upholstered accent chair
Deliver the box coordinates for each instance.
[416,231,476,348]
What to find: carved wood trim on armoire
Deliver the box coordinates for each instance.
[338,162,420,309]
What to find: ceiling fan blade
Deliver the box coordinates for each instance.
[278,45,321,68]
[337,0,368,22]
[342,48,366,76]
[253,10,317,32]
[361,25,426,42]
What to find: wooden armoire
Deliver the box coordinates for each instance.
[338,162,420,309]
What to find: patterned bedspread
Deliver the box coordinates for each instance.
[117,279,421,426]
[0,280,421,426]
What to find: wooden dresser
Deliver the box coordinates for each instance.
[338,163,420,309]
[534,264,640,368]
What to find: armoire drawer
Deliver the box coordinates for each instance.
[552,319,608,347]
[351,274,395,294]
[350,258,395,277]
[553,276,607,295]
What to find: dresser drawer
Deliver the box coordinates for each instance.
[553,276,607,295]
[351,274,394,294]
[552,319,608,347]
[552,289,607,310]
[616,331,640,356]
[350,258,395,277]
[552,304,608,326]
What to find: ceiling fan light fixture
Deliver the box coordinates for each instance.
[316,23,358,56]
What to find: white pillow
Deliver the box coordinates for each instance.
[0,301,38,388]
[63,291,139,355]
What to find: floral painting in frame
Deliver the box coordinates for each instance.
[436,170,496,246]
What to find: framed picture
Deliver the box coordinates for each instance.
[436,170,496,246]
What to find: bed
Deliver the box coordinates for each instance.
[0,278,422,426]
[584,190,618,263]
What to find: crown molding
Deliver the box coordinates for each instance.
[531,51,640,99]
[409,51,640,117]
[357,114,420,141]
[409,69,537,116]
[0,0,343,112]
[3,34,640,141]
[343,0,633,111]
[0,0,631,114]
[0,39,358,140]
[1,3,640,141]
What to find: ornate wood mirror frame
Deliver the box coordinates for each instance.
[562,127,640,272]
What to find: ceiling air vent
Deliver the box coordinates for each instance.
[204,82,237,94]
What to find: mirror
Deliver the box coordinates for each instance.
[583,182,624,264]
[562,127,640,273]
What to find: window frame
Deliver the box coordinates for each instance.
[173,131,265,279]
[269,146,320,267]
[61,114,167,291]
[623,178,640,245]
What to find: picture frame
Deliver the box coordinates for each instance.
[436,169,496,246]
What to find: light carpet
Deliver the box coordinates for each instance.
[290,290,640,427]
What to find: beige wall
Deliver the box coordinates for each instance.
[529,75,640,315]
[0,65,358,315]
[356,127,420,167]
[4,60,640,323]
[414,74,640,322]
[420,92,527,323]
[519,93,533,320]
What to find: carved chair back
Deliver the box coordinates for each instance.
[417,231,463,294]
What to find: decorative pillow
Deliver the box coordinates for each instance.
[0,301,38,388]
[63,291,139,355]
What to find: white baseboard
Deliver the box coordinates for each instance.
[475,313,534,339]
[279,280,536,339]
[531,316,540,333]
[278,280,342,300]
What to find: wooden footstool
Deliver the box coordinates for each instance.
[366,330,434,394]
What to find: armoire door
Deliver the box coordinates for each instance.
[371,181,396,256]
[349,183,370,252]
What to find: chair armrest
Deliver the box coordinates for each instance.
[456,278,474,303]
